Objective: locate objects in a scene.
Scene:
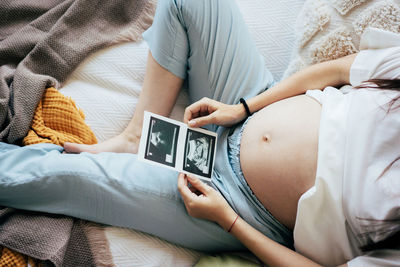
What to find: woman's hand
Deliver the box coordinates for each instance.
[184,97,246,128]
[177,173,237,230]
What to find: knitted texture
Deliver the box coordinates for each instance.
[297,0,330,48]
[353,1,400,35]
[331,0,368,15]
[22,87,97,146]
[284,0,400,78]
[0,247,27,267]
[0,0,155,144]
[310,27,358,63]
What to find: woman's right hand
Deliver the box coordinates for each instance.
[184,97,246,128]
[177,173,237,231]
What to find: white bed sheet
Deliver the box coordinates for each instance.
[60,0,304,265]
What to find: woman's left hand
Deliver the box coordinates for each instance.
[177,173,237,231]
[183,97,246,128]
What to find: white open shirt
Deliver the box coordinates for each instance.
[294,38,400,265]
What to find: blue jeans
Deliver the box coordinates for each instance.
[0,0,292,251]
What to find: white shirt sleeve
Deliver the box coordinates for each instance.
[350,46,400,86]
[348,249,400,267]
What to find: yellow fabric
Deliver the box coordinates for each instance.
[0,247,27,267]
[194,254,261,267]
[23,87,97,146]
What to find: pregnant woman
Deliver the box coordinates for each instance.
[1,0,399,266]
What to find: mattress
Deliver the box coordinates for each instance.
[60,0,304,265]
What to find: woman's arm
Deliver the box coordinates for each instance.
[245,53,356,113]
[177,174,348,267]
[230,216,320,266]
[184,53,357,128]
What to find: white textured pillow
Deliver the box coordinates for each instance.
[284,0,400,78]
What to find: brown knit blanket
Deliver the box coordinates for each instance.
[0,0,155,266]
[0,0,154,144]
[0,208,113,267]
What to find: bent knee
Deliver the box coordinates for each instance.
[160,0,225,23]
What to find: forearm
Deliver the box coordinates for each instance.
[216,209,348,267]
[246,54,356,114]
[226,216,321,267]
[178,174,349,267]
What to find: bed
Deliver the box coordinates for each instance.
[58,0,304,265]
[58,0,400,265]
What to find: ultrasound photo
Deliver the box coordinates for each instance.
[183,129,215,178]
[144,116,180,167]
[139,112,217,180]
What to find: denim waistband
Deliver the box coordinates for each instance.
[227,116,290,235]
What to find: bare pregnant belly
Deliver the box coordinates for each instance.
[240,95,321,230]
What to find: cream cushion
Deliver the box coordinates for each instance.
[284,0,400,78]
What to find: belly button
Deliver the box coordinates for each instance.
[262,134,270,142]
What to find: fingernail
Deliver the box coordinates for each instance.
[188,120,196,127]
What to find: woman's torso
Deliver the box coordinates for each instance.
[240,95,321,230]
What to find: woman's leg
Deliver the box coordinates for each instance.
[144,0,274,106]
[64,52,183,154]
[66,0,274,153]
[1,0,277,251]
[0,142,243,251]
[143,0,292,247]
